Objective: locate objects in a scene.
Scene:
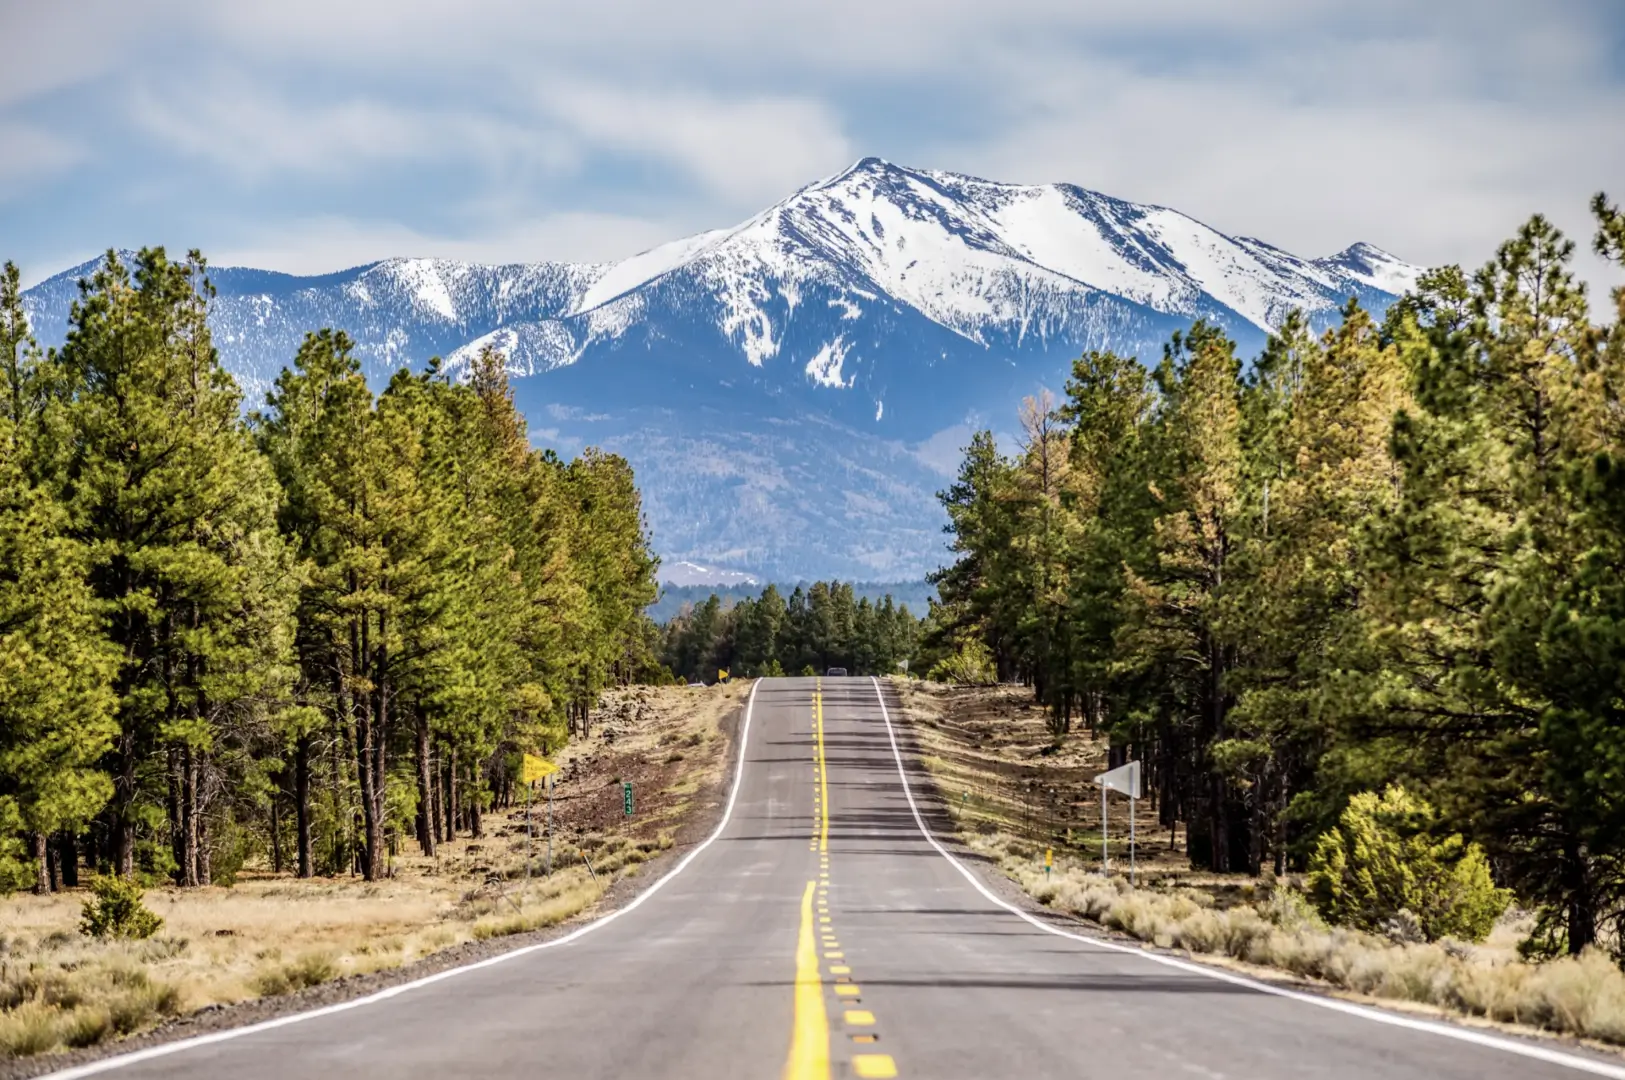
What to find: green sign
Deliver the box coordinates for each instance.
[623,781,633,816]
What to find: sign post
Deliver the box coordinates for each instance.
[520,754,559,884]
[1092,760,1142,885]
[623,781,634,817]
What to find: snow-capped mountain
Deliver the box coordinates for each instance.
[21,159,1422,580]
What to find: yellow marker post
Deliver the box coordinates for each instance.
[520,755,560,888]
[1045,846,1053,880]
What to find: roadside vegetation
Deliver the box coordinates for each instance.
[900,679,1625,1050]
[913,195,1625,970]
[0,683,743,1060]
[0,247,752,1061]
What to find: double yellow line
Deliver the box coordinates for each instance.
[785,880,829,1080]
[787,683,896,1080]
[786,683,833,1080]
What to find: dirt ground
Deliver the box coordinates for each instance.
[0,681,748,1063]
[895,679,1192,879]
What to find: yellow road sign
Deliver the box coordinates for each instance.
[718,668,730,682]
[1044,847,1053,868]
[521,753,559,784]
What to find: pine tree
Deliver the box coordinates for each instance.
[1118,322,1250,870]
[1351,215,1619,953]
[1221,302,1407,872]
[0,261,119,893]
[56,250,294,882]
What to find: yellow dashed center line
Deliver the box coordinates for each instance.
[853,1054,898,1078]
[816,685,829,854]
[798,681,898,1079]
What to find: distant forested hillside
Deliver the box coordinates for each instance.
[648,580,935,624]
[658,581,924,682]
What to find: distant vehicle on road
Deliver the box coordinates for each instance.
[826,667,848,677]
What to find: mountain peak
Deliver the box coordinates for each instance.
[21,161,1427,581]
[1316,241,1421,296]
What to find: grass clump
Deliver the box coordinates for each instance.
[0,956,183,1059]
[471,876,603,941]
[251,952,339,997]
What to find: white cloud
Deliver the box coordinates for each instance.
[1,0,1621,289]
[536,82,852,205]
[128,83,577,180]
[209,211,683,272]
[0,122,85,197]
[932,25,1625,283]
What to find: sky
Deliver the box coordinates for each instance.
[3,0,1623,290]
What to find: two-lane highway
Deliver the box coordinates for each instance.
[48,677,1625,1079]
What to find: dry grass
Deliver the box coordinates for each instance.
[898,679,1625,1052]
[973,833,1625,1047]
[897,679,1188,876]
[0,682,743,1061]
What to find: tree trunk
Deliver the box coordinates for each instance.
[270,782,284,875]
[32,832,49,895]
[115,736,137,878]
[197,811,211,885]
[295,734,313,878]
[1564,837,1597,955]
[349,610,386,882]
[415,712,435,857]
[431,748,444,845]
[445,746,458,842]
[469,764,483,840]
[182,744,200,887]
[360,614,389,880]
[58,832,79,888]
[167,746,184,880]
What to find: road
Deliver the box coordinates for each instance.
[50,676,1625,1080]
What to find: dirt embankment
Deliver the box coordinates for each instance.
[895,679,1186,878]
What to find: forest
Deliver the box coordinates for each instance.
[920,197,1625,958]
[0,249,659,894]
[658,581,920,683]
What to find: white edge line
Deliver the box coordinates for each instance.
[869,675,1625,1080]
[41,679,764,1080]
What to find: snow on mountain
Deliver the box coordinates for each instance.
[20,159,1422,580]
[432,160,1416,412]
[658,561,762,588]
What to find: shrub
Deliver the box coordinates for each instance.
[926,637,996,685]
[1307,785,1508,943]
[79,876,164,940]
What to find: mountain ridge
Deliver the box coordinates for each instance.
[20,159,1422,579]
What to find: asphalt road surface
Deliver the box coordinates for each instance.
[49,677,1625,1080]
